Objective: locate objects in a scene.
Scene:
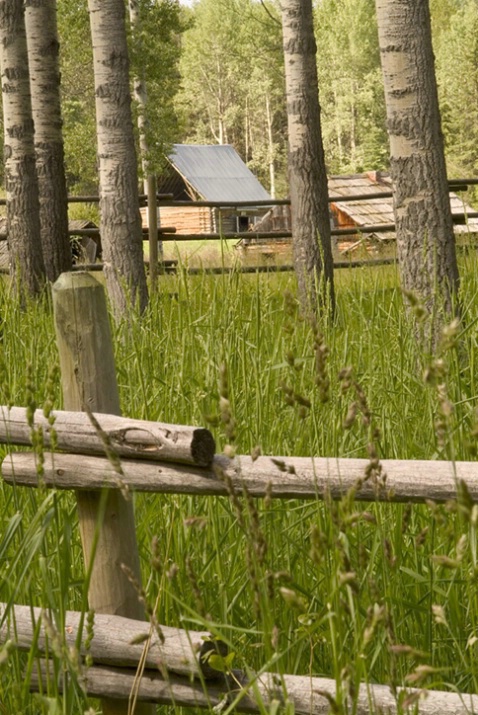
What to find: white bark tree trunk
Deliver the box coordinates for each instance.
[265,92,276,199]
[88,0,148,317]
[25,0,71,282]
[128,0,161,288]
[0,0,45,297]
[280,0,335,317]
[375,0,459,345]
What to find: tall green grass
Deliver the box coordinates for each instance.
[1,255,478,712]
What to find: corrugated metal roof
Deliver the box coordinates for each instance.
[167,144,272,202]
[329,172,478,236]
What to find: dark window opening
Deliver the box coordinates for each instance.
[237,215,250,232]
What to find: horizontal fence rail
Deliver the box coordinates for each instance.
[2,602,478,712]
[2,450,478,505]
[0,603,224,680]
[57,177,478,207]
[0,407,216,467]
[1,213,476,244]
[0,258,399,276]
[0,179,476,208]
[30,661,478,714]
[2,404,477,506]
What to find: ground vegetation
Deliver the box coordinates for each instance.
[1,258,478,710]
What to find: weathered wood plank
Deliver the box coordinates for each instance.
[31,661,478,714]
[0,406,215,467]
[3,451,477,504]
[0,603,224,680]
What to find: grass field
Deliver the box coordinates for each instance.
[1,254,478,712]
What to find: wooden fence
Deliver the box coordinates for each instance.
[1,272,478,713]
[2,181,478,280]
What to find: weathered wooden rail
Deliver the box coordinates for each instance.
[30,663,478,715]
[1,272,477,713]
[3,448,477,504]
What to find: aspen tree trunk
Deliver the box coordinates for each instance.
[265,92,276,199]
[128,0,161,290]
[0,0,45,297]
[375,0,459,346]
[280,0,335,317]
[88,0,148,318]
[25,0,71,282]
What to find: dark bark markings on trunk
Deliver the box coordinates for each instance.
[376,0,459,332]
[25,0,71,282]
[88,0,148,317]
[281,0,335,317]
[0,0,45,296]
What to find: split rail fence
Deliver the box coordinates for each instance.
[1,272,478,714]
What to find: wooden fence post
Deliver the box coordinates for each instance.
[52,272,153,715]
[147,175,160,291]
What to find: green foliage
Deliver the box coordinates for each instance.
[56,0,186,193]
[57,0,97,193]
[434,0,478,180]
[38,0,478,202]
[176,0,287,195]
[314,0,388,173]
[10,0,475,204]
[128,0,188,177]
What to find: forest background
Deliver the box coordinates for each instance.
[49,0,478,203]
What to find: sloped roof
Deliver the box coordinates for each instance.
[167,144,271,202]
[329,172,394,228]
[329,171,478,236]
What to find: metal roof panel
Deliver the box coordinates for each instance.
[168,144,272,202]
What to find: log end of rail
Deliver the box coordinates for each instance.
[191,428,216,467]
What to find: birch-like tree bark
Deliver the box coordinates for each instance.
[25,0,71,282]
[375,0,459,345]
[0,0,45,297]
[280,0,335,317]
[88,0,148,317]
[128,0,160,290]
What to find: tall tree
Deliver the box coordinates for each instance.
[375,0,459,344]
[87,0,148,317]
[25,0,72,282]
[127,0,184,289]
[128,0,160,289]
[0,0,45,297]
[280,0,335,317]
